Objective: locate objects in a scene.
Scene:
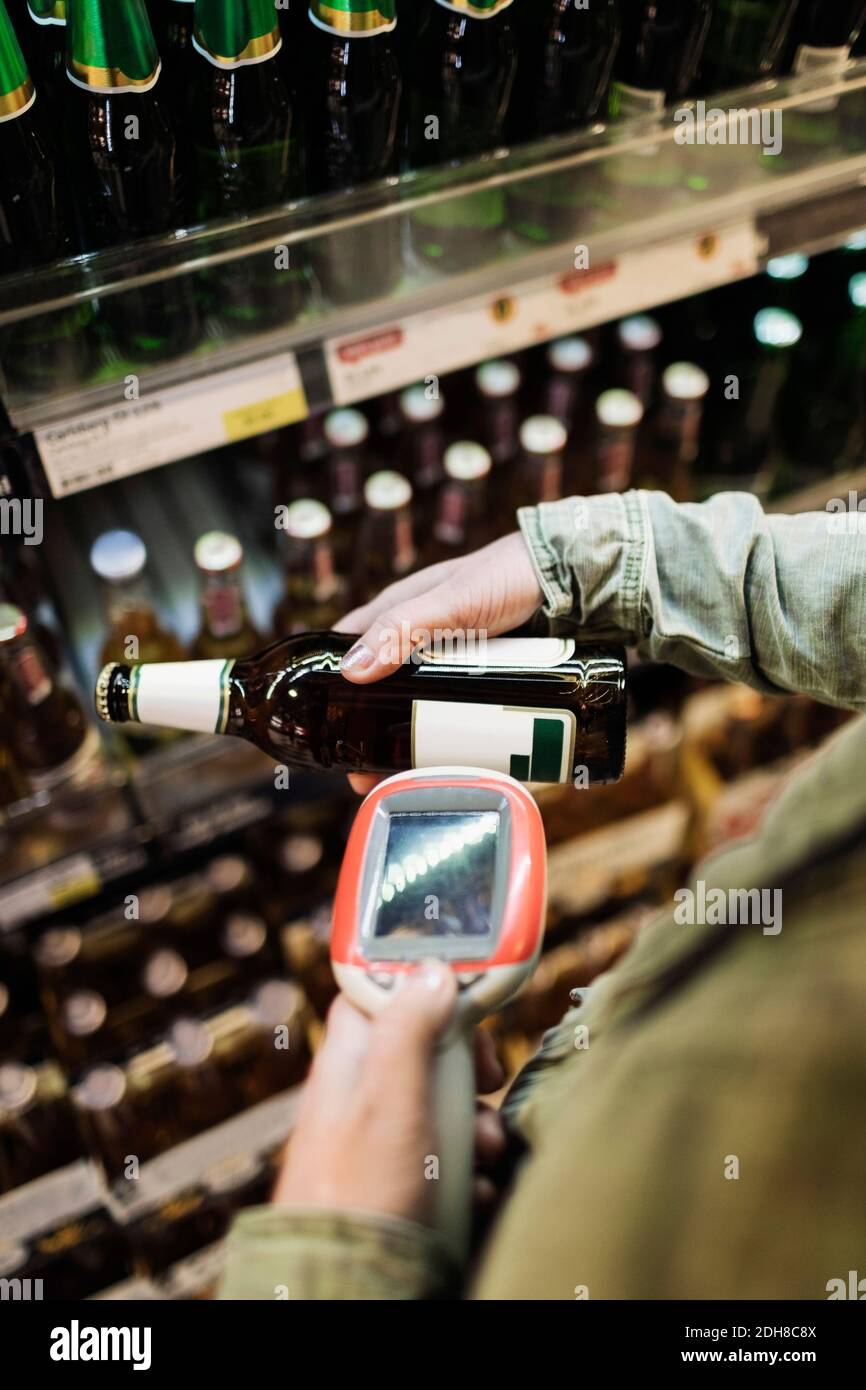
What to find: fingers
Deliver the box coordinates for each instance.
[339,580,475,684]
[334,559,460,637]
[474,1028,506,1095]
[347,773,385,796]
[363,961,458,1110]
[290,995,373,1127]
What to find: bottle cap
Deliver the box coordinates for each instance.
[753,307,803,349]
[443,442,492,481]
[617,315,663,352]
[138,884,174,926]
[222,914,268,959]
[251,979,304,1027]
[194,531,243,574]
[63,989,107,1037]
[74,1064,127,1112]
[278,834,325,874]
[90,530,147,584]
[35,926,82,969]
[519,416,568,456]
[595,389,644,429]
[475,359,521,398]
[546,336,593,373]
[283,499,332,540]
[400,385,445,423]
[206,855,251,895]
[324,409,369,448]
[0,604,27,644]
[661,362,710,402]
[0,1062,37,1113]
[766,253,809,281]
[143,949,188,999]
[168,1018,213,1068]
[364,471,413,510]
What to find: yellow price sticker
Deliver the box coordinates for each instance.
[223,387,308,443]
[49,868,101,911]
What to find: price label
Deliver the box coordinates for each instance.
[325,221,759,406]
[35,353,307,498]
[0,853,101,931]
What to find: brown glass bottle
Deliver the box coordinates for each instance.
[0,1059,81,1193]
[426,442,493,565]
[511,415,568,511]
[616,315,663,409]
[0,604,99,794]
[399,384,447,495]
[323,408,371,566]
[191,532,263,660]
[637,361,710,500]
[475,359,522,468]
[272,500,346,637]
[594,389,645,493]
[540,336,594,434]
[90,530,186,668]
[353,471,417,606]
[97,633,628,786]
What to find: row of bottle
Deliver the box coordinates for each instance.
[4,1,866,389]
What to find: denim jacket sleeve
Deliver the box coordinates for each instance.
[518,490,866,712]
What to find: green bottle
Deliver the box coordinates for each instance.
[701,1,800,90]
[0,0,93,392]
[63,0,199,364]
[303,0,403,304]
[405,0,517,272]
[189,0,304,334]
[150,0,194,119]
[25,0,66,107]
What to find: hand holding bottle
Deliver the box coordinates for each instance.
[336,531,545,793]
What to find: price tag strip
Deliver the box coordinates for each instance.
[325,220,760,406]
[35,352,308,499]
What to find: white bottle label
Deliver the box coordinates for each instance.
[415,637,575,669]
[412,701,576,783]
[130,660,235,735]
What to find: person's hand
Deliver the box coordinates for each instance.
[335,532,544,793]
[272,962,506,1225]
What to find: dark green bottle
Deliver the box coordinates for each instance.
[303,0,402,304]
[25,1,67,107]
[150,0,194,116]
[0,0,94,392]
[701,1,800,91]
[190,0,304,333]
[405,0,516,272]
[63,0,199,363]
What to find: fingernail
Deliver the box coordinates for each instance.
[416,959,451,992]
[341,642,375,674]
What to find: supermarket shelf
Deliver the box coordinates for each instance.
[5,63,866,493]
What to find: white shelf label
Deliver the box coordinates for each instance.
[325,221,759,404]
[35,352,307,498]
[0,852,100,930]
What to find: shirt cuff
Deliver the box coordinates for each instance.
[218,1206,459,1301]
[518,491,649,639]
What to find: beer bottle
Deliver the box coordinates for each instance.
[512,416,567,510]
[0,0,91,393]
[322,408,371,563]
[539,336,594,434]
[787,0,866,75]
[616,314,663,409]
[189,0,304,333]
[191,532,263,660]
[272,500,346,636]
[70,1062,137,1178]
[63,0,199,362]
[150,0,194,117]
[0,604,102,794]
[701,0,800,89]
[510,0,620,143]
[428,442,493,564]
[475,359,522,468]
[303,0,402,303]
[594,388,645,493]
[24,0,67,107]
[399,385,447,496]
[0,1059,80,1191]
[96,633,629,786]
[165,1017,234,1135]
[353,470,417,604]
[406,0,517,271]
[90,529,186,667]
[637,361,709,500]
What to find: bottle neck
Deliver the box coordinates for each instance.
[200,571,248,640]
[309,1,397,38]
[66,0,161,94]
[193,0,281,69]
[2,636,54,707]
[434,477,486,547]
[103,658,237,735]
[284,533,339,601]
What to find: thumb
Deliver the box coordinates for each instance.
[365,961,458,1099]
[340,584,474,683]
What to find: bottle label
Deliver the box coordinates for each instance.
[309,2,397,38]
[28,2,66,23]
[193,1,282,70]
[0,4,35,122]
[434,0,514,17]
[412,701,576,784]
[416,637,575,668]
[67,0,161,93]
[129,659,235,735]
[202,583,244,641]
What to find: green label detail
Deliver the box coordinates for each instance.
[194,0,280,67]
[509,720,566,784]
[67,0,159,92]
[28,1,66,22]
[310,1,396,35]
[435,0,514,16]
[0,1,34,120]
